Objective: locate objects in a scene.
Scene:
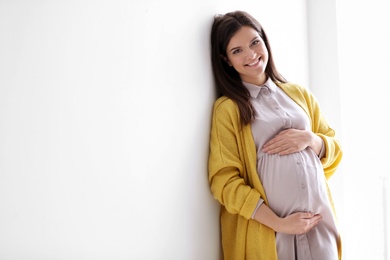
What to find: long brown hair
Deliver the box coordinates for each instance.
[210,10,287,125]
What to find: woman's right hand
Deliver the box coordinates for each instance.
[254,203,322,235]
[276,212,322,235]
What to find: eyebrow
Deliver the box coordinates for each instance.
[229,36,259,53]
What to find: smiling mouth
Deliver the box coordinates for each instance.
[246,57,261,67]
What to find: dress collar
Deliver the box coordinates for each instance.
[242,78,277,98]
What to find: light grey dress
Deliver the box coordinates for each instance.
[244,79,339,260]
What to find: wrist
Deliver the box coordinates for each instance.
[254,204,283,232]
[272,216,283,232]
[309,132,322,155]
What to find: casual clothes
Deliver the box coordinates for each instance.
[208,81,343,260]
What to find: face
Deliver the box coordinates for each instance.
[225,26,269,85]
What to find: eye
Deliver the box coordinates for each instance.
[251,39,260,46]
[232,49,242,55]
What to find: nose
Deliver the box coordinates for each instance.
[246,49,257,59]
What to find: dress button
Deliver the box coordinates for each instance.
[297,161,301,165]
[301,184,306,189]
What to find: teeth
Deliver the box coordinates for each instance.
[248,58,259,66]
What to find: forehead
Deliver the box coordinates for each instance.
[227,26,259,49]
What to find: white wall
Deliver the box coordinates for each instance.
[306,0,341,130]
[305,0,345,253]
[0,1,308,259]
[336,1,390,259]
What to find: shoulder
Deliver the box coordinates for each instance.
[276,82,309,96]
[213,96,239,114]
[277,82,322,116]
[212,96,241,126]
[276,82,316,105]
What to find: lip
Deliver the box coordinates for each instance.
[246,57,261,67]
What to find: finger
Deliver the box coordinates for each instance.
[278,147,294,155]
[265,147,288,155]
[302,212,315,219]
[263,139,277,149]
[263,133,286,147]
[310,215,322,225]
[263,141,288,153]
[278,129,291,135]
[308,215,322,229]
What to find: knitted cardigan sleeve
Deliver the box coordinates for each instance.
[278,83,343,180]
[208,97,261,220]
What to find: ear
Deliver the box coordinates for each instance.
[220,55,232,66]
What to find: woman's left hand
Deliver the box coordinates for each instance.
[262,129,320,155]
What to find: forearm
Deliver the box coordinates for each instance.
[253,203,282,231]
[309,132,324,156]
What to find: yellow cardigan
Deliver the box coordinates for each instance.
[208,82,343,260]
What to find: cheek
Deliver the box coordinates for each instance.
[262,46,269,59]
[257,47,269,63]
[228,56,242,68]
[264,51,269,62]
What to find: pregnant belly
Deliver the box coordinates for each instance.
[258,150,327,217]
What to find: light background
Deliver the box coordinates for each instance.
[0,0,389,259]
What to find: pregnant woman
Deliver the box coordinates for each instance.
[208,10,343,260]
